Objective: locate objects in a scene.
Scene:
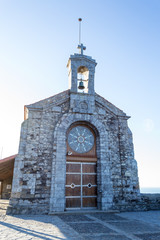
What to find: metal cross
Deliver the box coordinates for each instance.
[77,43,86,55]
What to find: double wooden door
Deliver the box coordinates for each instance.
[65,161,97,209]
[66,124,97,210]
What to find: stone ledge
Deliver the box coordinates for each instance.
[6,205,49,215]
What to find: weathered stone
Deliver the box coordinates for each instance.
[8,48,143,215]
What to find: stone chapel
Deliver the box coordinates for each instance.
[8,43,140,214]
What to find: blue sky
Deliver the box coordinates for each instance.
[0,0,160,190]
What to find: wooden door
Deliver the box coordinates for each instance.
[65,124,97,210]
[65,162,97,209]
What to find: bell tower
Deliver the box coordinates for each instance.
[67,19,97,113]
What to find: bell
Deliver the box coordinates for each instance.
[78,80,85,90]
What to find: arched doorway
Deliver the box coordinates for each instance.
[65,123,97,210]
[50,113,113,213]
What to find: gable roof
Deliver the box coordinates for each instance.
[95,93,128,117]
[24,89,128,118]
[25,90,70,110]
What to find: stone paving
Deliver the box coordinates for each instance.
[0,211,160,240]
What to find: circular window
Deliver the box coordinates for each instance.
[68,126,94,153]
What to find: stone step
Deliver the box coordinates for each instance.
[49,209,120,215]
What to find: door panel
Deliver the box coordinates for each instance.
[83,197,97,207]
[66,174,81,185]
[66,198,81,208]
[82,186,97,196]
[82,164,96,173]
[65,162,97,209]
[66,187,81,196]
[82,174,96,185]
[66,163,81,173]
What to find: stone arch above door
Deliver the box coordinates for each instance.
[49,113,113,213]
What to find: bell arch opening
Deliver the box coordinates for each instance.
[77,66,89,93]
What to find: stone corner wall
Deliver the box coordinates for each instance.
[8,96,70,215]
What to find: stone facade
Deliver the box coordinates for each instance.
[8,49,141,214]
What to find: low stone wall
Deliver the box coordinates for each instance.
[7,198,49,215]
[7,204,48,215]
[112,193,160,212]
[140,194,160,210]
[6,193,160,215]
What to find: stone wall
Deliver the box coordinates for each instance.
[9,91,70,214]
[140,194,160,211]
[94,96,140,208]
[8,90,141,214]
[111,194,160,212]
